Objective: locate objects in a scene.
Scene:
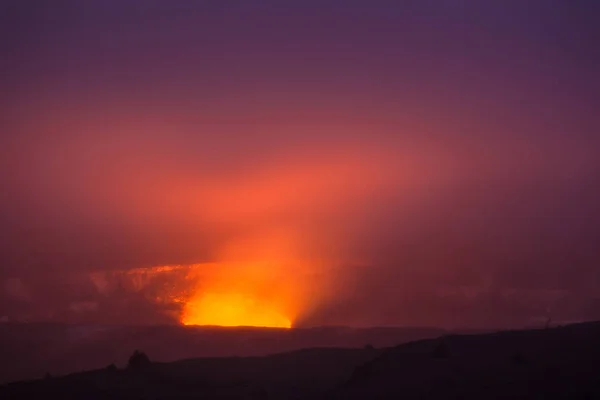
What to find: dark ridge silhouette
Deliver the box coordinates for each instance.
[1,321,600,399]
[0,323,448,384]
[431,339,448,359]
[340,321,600,399]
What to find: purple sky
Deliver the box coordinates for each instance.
[1,0,599,328]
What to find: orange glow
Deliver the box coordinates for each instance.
[178,230,307,328]
[182,292,291,328]
[81,146,390,328]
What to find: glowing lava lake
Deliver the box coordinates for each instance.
[181,292,292,328]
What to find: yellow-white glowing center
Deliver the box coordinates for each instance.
[182,292,291,328]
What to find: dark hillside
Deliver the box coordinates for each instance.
[3,322,600,399]
[339,321,600,399]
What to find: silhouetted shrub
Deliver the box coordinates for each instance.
[44,372,52,380]
[432,341,449,359]
[106,363,118,372]
[364,344,375,351]
[127,350,151,369]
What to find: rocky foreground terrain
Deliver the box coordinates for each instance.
[2,321,600,399]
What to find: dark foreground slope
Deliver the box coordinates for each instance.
[1,347,382,399]
[340,321,600,399]
[0,323,445,383]
[2,322,600,399]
